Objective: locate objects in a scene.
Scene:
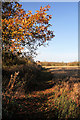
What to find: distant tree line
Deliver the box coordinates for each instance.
[40,61,80,66]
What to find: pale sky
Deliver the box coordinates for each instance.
[21,2,78,62]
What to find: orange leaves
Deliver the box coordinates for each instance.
[21,37,24,40]
[35,10,39,13]
[22,47,24,50]
[16,4,19,7]
[10,48,14,52]
[28,10,32,15]
[15,18,19,22]
[21,9,25,14]
[47,5,50,8]
[40,6,42,11]
[49,15,52,19]
[2,2,54,55]
[35,26,38,29]
[2,19,4,23]
[8,12,11,16]
[18,4,22,8]
[40,26,45,31]
[36,15,39,20]
[15,38,18,41]
[28,10,32,13]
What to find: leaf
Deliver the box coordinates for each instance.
[40,6,42,10]
[35,10,39,12]
[28,10,32,13]
[2,2,55,56]
[47,5,50,8]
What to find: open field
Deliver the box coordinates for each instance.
[43,65,80,85]
[40,62,80,67]
[43,65,80,68]
[43,66,80,81]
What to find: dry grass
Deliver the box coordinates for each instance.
[2,66,80,120]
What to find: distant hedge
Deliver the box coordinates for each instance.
[40,61,80,66]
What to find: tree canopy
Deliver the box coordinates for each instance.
[2,2,55,56]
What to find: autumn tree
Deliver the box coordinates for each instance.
[2,2,55,58]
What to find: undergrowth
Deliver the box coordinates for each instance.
[2,61,80,120]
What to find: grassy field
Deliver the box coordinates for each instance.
[2,65,80,120]
[43,65,80,68]
[40,61,80,66]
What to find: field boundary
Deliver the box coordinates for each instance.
[42,66,80,68]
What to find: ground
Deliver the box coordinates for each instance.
[2,66,80,120]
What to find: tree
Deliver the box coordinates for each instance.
[2,2,55,57]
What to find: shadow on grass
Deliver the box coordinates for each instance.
[3,65,80,93]
[2,93,60,120]
[25,70,54,92]
[2,96,80,120]
[46,67,80,82]
[2,65,80,120]
[2,65,54,93]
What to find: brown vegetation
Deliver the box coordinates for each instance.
[2,63,80,120]
[2,2,80,120]
[40,61,80,66]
